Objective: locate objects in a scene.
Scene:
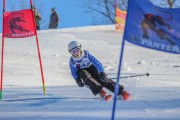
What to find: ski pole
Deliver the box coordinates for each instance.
[149,73,180,76]
[111,73,150,79]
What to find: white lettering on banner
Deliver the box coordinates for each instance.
[141,39,180,53]
[12,31,35,38]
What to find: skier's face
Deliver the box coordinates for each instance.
[71,47,82,58]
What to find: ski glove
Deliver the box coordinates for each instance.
[76,78,84,87]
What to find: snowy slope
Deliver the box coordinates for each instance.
[0,25,180,120]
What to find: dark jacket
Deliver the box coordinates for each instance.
[49,12,59,29]
[34,11,41,27]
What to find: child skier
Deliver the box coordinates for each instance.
[68,41,130,101]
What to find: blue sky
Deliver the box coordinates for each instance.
[1,0,180,33]
[42,0,93,29]
[0,0,93,32]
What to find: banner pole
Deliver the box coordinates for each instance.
[0,31,5,100]
[111,39,126,120]
[30,0,33,8]
[35,34,46,95]
[111,38,126,120]
[0,0,6,100]
[30,0,46,95]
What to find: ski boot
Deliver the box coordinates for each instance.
[121,90,131,101]
[99,89,112,101]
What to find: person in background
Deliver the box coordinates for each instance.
[32,6,42,30]
[68,41,130,101]
[48,7,59,29]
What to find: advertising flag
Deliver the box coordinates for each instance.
[115,8,126,31]
[124,0,180,54]
[3,9,36,38]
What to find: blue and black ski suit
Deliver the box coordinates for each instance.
[69,50,124,95]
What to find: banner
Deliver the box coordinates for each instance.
[3,9,36,38]
[115,8,126,31]
[123,0,180,54]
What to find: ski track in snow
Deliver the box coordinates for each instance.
[0,25,180,120]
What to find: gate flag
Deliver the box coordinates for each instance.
[1,0,46,100]
[123,0,180,54]
[3,9,36,38]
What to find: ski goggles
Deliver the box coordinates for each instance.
[70,47,81,55]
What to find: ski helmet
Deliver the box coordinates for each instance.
[68,41,81,52]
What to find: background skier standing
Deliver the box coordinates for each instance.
[32,6,42,30]
[49,7,59,29]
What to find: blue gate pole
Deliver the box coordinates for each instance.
[111,37,126,120]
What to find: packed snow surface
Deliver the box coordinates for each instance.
[0,25,180,120]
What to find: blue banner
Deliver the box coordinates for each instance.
[124,0,180,54]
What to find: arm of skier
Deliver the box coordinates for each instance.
[69,61,84,87]
[69,61,78,80]
[88,52,104,73]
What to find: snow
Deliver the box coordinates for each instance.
[0,25,180,120]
